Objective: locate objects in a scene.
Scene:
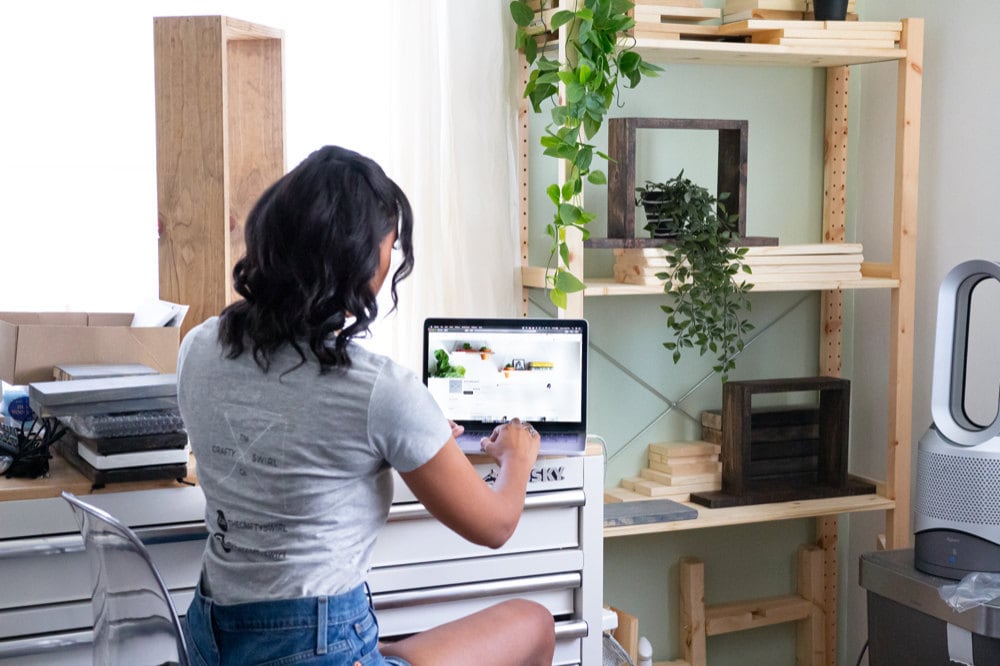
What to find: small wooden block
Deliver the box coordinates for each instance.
[649,459,721,475]
[641,467,722,487]
[723,9,805,22]
[649,441,722,458]
[634,5,722,21]
[633,29,681,41]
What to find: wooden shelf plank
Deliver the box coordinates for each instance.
[630,38,906,67]
[602,493,895,537]
[521,269,899,294]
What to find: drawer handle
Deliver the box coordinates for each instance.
[0,629,93,658]
[373,572,581,609]
[554,619,589,640]
[388,489,586,522]
[0,523,207,559]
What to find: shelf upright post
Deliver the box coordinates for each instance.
[818,60,851,666]
[518,51,533,318]
[886,18,924,549]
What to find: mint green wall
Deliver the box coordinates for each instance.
[523,6,876,664]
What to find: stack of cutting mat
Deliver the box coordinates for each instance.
[29,373,189,486]
[722,0,858,23]
[608,441,722,501]
[612,243,864,287]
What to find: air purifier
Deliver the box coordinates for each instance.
[914,259,1000,579]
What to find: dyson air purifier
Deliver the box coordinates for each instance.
[914,260,1000,578]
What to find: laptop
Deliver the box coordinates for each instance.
[422,318,588,456]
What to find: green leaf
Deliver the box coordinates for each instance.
[559,203,582,224]
[555,269,587,293]
[546,184,561,206]
[566,82,585,104]
[510,1,535,27]
[551,9,576,28]
[549,287,568,310]
[523,37,538,64]
[587,170,607,185]
[619,50,640,73]
[610,0,634,14]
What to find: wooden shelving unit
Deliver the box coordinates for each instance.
[516,15,924,666]
[154,16,286,337]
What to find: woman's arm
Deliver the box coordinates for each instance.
[399,419,540,549]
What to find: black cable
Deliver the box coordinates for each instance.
[855,639,869,666]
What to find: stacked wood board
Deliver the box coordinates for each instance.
[722,0,858,23]
[612,243,864,287]
[630,1,723,41]
[610,441,722,501]
[721,19,899,48]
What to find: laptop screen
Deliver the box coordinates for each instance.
[422,318,588,436]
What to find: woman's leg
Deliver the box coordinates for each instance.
[380,599,555,666]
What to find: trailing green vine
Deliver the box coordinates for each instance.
[659,193,754,382]
[510,0,661,309]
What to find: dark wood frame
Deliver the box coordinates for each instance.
[690,376,875,508]
[594,117,775,249]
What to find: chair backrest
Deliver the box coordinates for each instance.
[61,491,189,666]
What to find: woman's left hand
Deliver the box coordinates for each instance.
[449,420,465,439]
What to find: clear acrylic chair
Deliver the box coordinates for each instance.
[61,491,190,666]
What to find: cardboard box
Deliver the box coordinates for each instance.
[0,312,180,385]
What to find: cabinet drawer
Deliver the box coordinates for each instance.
[374,490,583,567]
[375,572,580,638]
[0,486,206,540]
[0,528,203,637]
[370,549,583,593]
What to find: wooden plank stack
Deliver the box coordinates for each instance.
[612,243,864,287]
[613,441,722,501]
[738,243,864,286]
[722,0,858,23]
[722,19,900,49]
[630,1,723,42]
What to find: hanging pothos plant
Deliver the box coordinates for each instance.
[510,0,661,309]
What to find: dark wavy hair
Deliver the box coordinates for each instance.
[217,146,414,372]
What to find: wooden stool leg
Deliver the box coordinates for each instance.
[796,545,826,666]
[679,557,707,666]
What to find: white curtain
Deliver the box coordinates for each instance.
[369,0,523,372]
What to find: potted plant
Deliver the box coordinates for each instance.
[503,363,515,378]
[635,170,716,239]
[479,345,492,360]
[655,177,754,381]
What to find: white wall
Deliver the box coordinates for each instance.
[846,2,1000,663]
[0,1,392,312]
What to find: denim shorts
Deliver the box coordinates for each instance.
[184,582,411,666]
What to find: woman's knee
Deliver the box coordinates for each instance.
[498,599,555,647]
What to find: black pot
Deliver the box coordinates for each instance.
[812,0,848,20]
[642,201,680,238]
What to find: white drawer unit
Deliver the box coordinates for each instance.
[0,452,603,665]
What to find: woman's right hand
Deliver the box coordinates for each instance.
[480,417,540,467]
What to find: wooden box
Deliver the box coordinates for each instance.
[690,376,875,507]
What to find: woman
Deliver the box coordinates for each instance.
[178,146,555,665]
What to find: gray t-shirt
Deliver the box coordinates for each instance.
[177,317,450,603]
